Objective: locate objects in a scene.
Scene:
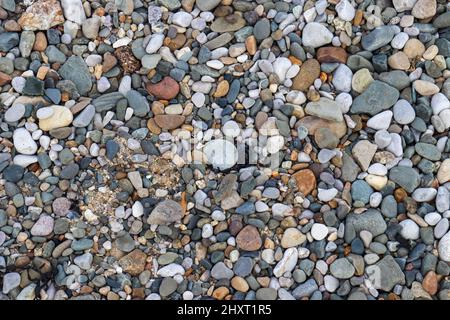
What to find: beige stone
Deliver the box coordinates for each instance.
[414,80,440,96]
[437,159,450,184]
[281,228,306,248]
[39,106,73,131]
[351,68,374,93]
[388,52,410,70]
[403,39,426,58]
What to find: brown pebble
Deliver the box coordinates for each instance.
[236,225,262,251]
[33,32,48,51]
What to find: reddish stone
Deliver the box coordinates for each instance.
[422,271,438,295]
[236,225,262,251]
[292,59,320,92]
[154,114,186,130]
[316,47,348,64]
[0,72,12,86]
[145,76,180,100]
[102,52,117,73]
[33,32,48,51]
[118,249,147,276]
[292,169,316,196]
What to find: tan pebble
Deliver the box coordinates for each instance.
[33,31,47,51]
[245,35,257,55]
[365,174,388,191]
[403,39,426,59]
[388,51,410,70]
[214,80,230,97]
[423,45,438,60]
[36,66,49,80]
[212,287,229,300]
[147,118,161,134]
[413,80,440,96]
[231,277,249,292]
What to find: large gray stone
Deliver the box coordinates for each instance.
[366,255,405,291]
[59,56,92,95]
[351,81,399,115]
[389,166,421,193]
[345,209,387,243]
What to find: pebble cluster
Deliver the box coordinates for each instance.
[1,0,450,301]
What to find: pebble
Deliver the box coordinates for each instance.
[301,23,333,48]
[0,0,447,302]
[400,219,420,240]
[13,128,38,155]
[393,99,415,124]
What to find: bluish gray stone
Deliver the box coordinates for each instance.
[415,143,441,161]
[292,279,318,299]
[59,56,93,95]
[351,81,399,115]
[0,33,19,52]
[126,90,149,117]
[345,209,387,243]
[361,26,396,51]
[389,166,421,193]
[351,180,373,205]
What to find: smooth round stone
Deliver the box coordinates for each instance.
[5,103,25,122]
[335,0,355,21]
[30,215,54,236]
[146,33,164,54]
[311,223,328,240]
[374,130,392,148]
[399,219,420,240]
[171,11,192,27]
[393,99,415,124]
[351,68,373,93]
[281,228,306,248]
[318,149,337,163]
[222,120,240,137]
[142,54,161,69]
[301,22,333,48]
[36,107,54,119]
[330,258,355,279]
[424,212,442,226]
[391,32,409,49]
[369,192,383,207]
[431,93,450,115]
[202,224,213,238]
[38,105,73,131]
[2,272,21,294]
[192,92,205,108]
[412,188,437,202]
[266,135,285,154]
[96,77,110,93]
[253,18,271,41]
[272,57,292,82]
[335,92,352,113]
[13,128,37,155]
[332,64,352,92]
[318,188,338,202]
[203,139,238,171]
[435,218,449,239]
[262,187,280,199]
[73,104,95,127]
[438,231,450,262]
[367,111,393,130]
[12,77,26,93]
[368,163,387,176]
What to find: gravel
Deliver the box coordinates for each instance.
[1,0,450,302]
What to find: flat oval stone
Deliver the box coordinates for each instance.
[38,105,73,131]
[203,139,238,171]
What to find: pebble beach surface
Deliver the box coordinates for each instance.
[1,0,450,301]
